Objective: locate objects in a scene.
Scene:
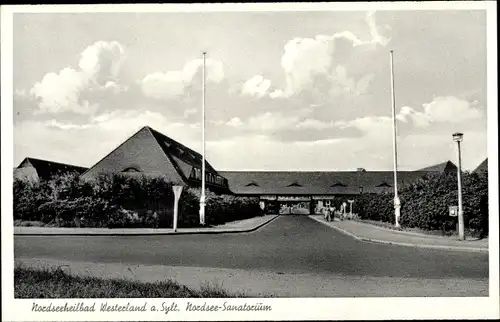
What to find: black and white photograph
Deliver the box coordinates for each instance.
[1,2,498,321]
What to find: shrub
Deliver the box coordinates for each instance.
[14,173,263,229]
[13,179,51,221]
[353,171,488,235]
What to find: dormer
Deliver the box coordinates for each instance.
[245,181,259,187]
[376,182,392,188]
[331,182,347,187]
[287,181,303,187]
[122,167,141,173]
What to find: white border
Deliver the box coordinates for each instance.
[2,2,499,321]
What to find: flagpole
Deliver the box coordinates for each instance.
[199,52,206,226]
[390,50,401,228]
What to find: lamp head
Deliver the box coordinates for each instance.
[452,132,463,142]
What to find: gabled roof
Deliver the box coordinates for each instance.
[473,158,488,173]
[416,160,457,172]
[147,126,219,175]
[219,170,433,195]
[17,157,88,180]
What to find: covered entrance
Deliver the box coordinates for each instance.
[279,201,311,215]
[262,196,313,215]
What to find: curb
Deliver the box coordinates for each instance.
[14,215,280,237]
[308,216,488,253]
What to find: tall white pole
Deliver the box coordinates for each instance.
[390,50,401,228]
[199,52,206,226]
[457,140,464,240]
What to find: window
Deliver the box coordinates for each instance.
[177,147,185,155]
[245,182,259,187]
[122,167,140,173]
[325,200,331,207]
[192,168,201,180]
[164,140,171,148]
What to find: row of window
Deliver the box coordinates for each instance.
[191,168,225,186]
[164,140,199,163]
[245,182,392,188]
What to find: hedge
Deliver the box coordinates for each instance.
[352,170,489,236]
[13,173,263,228]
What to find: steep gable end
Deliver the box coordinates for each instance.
[147,126,219,175]
[417,160,457,172]
[81,127,184,183]
[473,158,488,173]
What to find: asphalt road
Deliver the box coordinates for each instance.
[14,216,488,279]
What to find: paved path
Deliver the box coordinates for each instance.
[15,216,488,280]
[14,215,278,235]
[16,258,488,297]
[309,215,488,253]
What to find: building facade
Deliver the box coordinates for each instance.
[14,157,88,182]
[15,126,459,215]
[80,126,230,194]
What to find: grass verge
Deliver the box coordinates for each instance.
[15,264,240,298]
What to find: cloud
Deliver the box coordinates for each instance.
[422,96,484,123]
[296,118,336,130]
[365,11,391,47]
[140,58,225,100]
[29,41,126,115]
[398,106,430,128]
[140,71,186,100]
[226,117,244,128]
[274,12,389,98]
[335,96,485,140]
[14,110,202,168]
[78,40,125,84]
[241,75,272,98]
[246,112,300,132]
[335,115,393,140]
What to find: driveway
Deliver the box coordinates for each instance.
[15,215,488,279]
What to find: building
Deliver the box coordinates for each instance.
[220,169,451,214]
[14,157,88,182]
[415,160,458,173]
[473,158,488,174]
[14,126,458,215]
[81,125,457,215]
[80,126,230,194]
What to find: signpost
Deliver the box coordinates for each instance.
[449,205,458,217]
[173,185,184,232]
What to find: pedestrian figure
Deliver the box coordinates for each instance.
[326,207,332,222]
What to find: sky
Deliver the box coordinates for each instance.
[12,8,488,171]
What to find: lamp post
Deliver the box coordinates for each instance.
[199,52,207,226]
[390,50,401,228]
[453,132,465,240]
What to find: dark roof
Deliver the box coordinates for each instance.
[416,160,457,172]
[146,126,219,176]
[473,158,488,173]
[219,170,433,195]
[17,157,88,180]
